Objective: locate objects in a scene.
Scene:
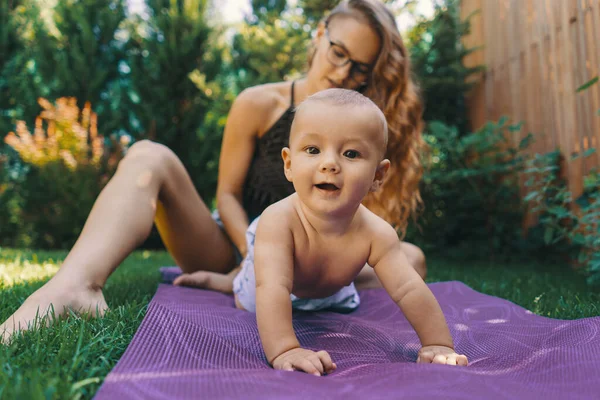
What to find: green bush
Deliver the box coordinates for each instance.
[519,76,600,283]
[8,161,107,248]
[409,118,532,259]
[524,149,600,284]
[1,97,125,248]
[0,148,24,244]
[407,117,597,271]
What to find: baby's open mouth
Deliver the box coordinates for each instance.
[315,183,339,191]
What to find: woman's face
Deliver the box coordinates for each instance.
[308,16,381,92]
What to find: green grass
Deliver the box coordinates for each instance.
[0,248,173,399]
[0,247,599,399]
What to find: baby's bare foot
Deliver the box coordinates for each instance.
[1,279,108,344]
[173,269,238,294]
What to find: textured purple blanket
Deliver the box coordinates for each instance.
[95,267,600,399]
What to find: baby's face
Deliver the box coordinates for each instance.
[282,102,388,216]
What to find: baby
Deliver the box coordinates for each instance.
[232,88,468,376]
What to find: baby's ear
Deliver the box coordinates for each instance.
[281,147,293,182]
[370,159,390,192]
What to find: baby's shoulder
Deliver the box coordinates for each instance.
[357,207,402,266]
[258,195,297,229]
[357,206,399,245]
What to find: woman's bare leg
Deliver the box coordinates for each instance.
[354,242,427,290]
[1,140,236,342]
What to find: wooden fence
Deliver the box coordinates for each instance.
[460,0,600,199]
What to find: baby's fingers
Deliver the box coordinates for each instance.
[295,358,323,376]
[416,350,434,363]
[281,361,294,371]
[445,354,457,365]
[456,354,468,366]
[316,350,336,373]
[432,354,447,365]
[446,354,468,366]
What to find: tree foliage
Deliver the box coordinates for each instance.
[0,1,43,137]
[406,0,483,134]
[126,0,224,200]
[30,0,128,135]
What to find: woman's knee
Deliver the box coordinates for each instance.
[354,264,382,290]
[416,248,427,280]
[400,242,427,280]
[118,140,180,180]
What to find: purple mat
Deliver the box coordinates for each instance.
[95,267,600,399]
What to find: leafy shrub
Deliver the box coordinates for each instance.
[524,149,600,284]
[1,97,126,248]
[520,76,600,283]
[408,118,532,259]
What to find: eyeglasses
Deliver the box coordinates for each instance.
[325,28,372,86]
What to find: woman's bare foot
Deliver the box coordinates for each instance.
[0,278,108,344]
[173,266,240,294]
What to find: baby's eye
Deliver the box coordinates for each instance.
[343,150,360,159]
[305,146,320,155]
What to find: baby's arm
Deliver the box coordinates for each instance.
[368,221,468,366]
[254,207,336,376]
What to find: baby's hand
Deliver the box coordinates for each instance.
[417,345,468,366]
[272,347,336,376]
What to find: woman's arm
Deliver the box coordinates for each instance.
[216,86,277,256]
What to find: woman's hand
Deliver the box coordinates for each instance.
[417,345,468,366]
[272,347,337,376]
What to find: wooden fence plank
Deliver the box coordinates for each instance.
[561,0,583,197]
[460,0,600,212]
[590,0,600,162]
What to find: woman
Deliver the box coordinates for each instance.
[1,0,426,342]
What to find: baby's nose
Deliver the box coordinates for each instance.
[320,159,340,173]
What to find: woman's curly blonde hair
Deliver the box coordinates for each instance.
[308,0,426,238]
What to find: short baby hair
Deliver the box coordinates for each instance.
[294,88,388,149]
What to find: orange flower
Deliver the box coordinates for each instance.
[4,97,106,169]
